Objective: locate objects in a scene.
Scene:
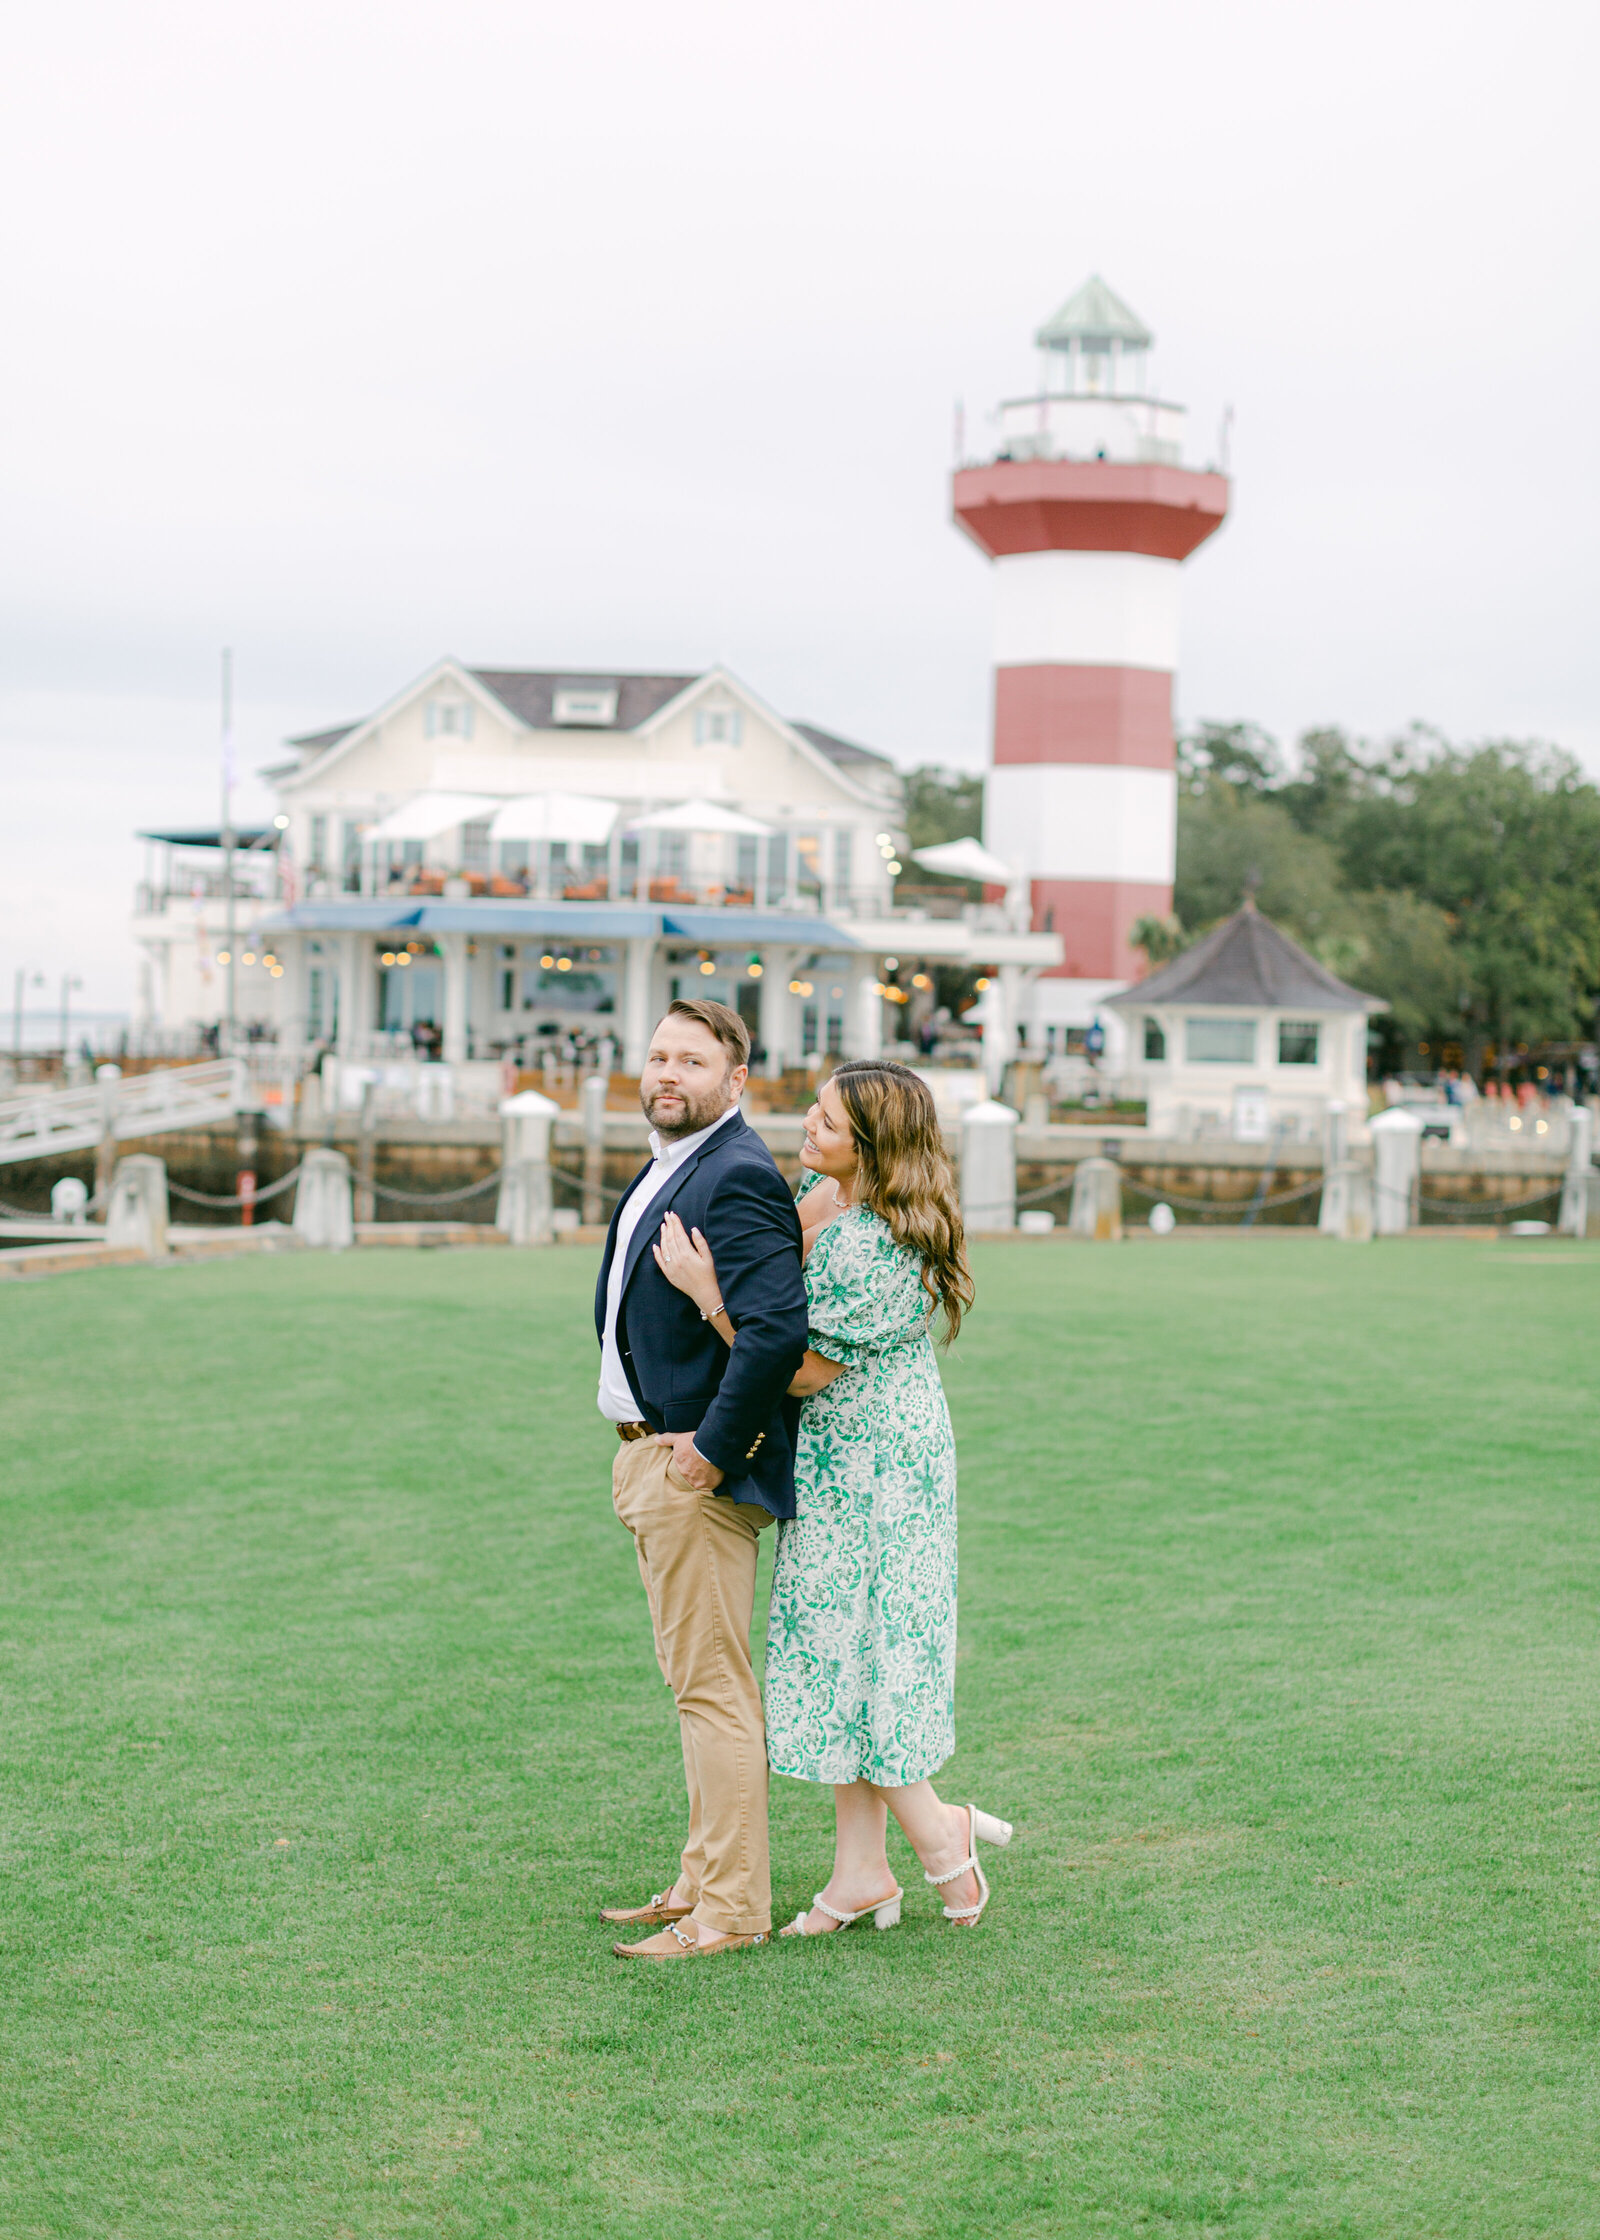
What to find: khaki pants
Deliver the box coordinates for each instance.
[612,1438,773,1936]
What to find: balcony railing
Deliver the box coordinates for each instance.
[362,870,903,915]
[135,870,1003,926]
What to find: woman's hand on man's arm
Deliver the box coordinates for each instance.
[788,1350,847,1397]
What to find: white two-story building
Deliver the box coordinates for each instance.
[132,658,1062,1076]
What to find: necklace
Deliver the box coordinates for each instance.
[833,1178,855,1210]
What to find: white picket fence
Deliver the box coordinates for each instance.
[0,1060,243,1167]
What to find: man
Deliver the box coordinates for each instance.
[595,998,808,1959]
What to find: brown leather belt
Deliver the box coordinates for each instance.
[617,1421,652,1442]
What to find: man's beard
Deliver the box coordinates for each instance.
[642,1076,731,1141]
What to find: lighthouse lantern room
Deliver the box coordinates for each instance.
[953,275,1229,1064]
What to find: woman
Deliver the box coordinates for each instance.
[653,1058,1012,1932]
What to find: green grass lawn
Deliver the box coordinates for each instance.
[3,1238,1599,2239]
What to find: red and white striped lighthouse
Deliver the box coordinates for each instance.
[953,276,1228,1044]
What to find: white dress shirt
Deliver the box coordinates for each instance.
[597,1102,741,1422]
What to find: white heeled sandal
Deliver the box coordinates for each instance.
[924,1805,1012,1926]
[782,1886,904,1936]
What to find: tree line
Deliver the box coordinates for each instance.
[901,728,1600,1078]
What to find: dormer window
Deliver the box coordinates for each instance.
[424,699,474,740]
[694,707,743,746]
[552,686,618,727]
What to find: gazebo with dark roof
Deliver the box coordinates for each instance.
[1107,902,1384,1143]
[1107,902,1385,1017]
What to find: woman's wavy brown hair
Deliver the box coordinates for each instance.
[828,1059,974,1344]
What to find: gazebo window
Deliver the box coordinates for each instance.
[1186,1017,1256,1063]
[1143,1016,1165,1061]
[1278,1020,1320,1065]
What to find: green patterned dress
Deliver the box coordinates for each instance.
[764,1174,958,1787]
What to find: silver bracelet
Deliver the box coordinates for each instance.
[700,1299,726,1322]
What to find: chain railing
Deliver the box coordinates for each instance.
[166,1167,305,1209]
[1412,1184,1563,1219]
[1017,1167,1576,1228]
[367,1171,503,1207]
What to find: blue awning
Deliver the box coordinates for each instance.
[660,909,860,948]
[254,901,427,934]
[412,903,664,938]
[251,898,863,946]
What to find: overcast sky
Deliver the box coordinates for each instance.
[3,0,1596,1010]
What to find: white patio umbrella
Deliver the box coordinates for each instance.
[629,798,774,838]
[488,792,619,845]
[366,791,501,842]
[911,838,1019,884]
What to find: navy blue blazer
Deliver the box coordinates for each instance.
[594,1112,810,1519]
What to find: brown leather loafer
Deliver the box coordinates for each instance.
[598,1888,696,1927]
[613,1924,771,1960]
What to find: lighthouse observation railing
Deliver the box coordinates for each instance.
[0,1059,244,1168]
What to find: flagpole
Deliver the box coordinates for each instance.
[221,646,236,1054]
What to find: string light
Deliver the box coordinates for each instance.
[242,952,256,966]
[911,973,931,990]
[556,957,573,971]
[975,976,991,991]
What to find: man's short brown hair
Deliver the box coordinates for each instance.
[663,996,750,1070]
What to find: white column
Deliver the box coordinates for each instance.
[279,936,307,1057]
[1068,1155,1123,1242]
[981,973,1012,1095]
[1559,1103,1594,1238]
[497,1088,559,1245]
[760,948,800,1077]
[622,936,656,1074]
[1318,1099,1347,1238]
[961,1098,1018,1231]
[1370,1108,1422,1235]
[336,931,364,1058]
[293,1147,354,1249]
[848,965,883,1060]
[105,1155,170,1260]
[441,933,469,1065]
